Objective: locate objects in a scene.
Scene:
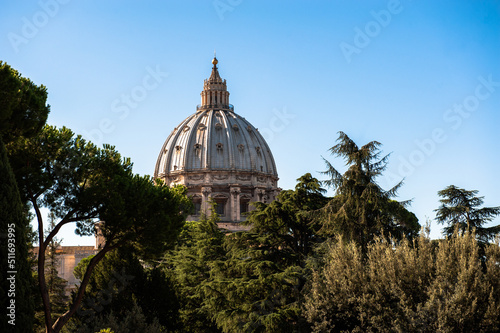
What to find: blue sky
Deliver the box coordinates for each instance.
[2,0,499,245]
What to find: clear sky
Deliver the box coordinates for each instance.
[2,0,499,245]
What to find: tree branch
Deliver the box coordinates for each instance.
[30,191,53,333]
[51,239,123,333]
[42,210,98,249]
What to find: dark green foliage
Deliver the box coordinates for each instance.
[0,61,49,332]
[435,185,500,243]
[165,210,225,332]
[304,230,500,332]
[70,247,180,332]
[164,176,327,332]
[203,231,307,333]
[74,301,165,333]
[0,138,36,332]
[0,61,50,144]
[8,125,190,254]
[6,125,191,332]
[318,132,420,250]
[71,247,145,330]
[138,267,180,331]
[246,173,329,260]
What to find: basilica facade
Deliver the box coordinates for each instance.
[154,57,280,230]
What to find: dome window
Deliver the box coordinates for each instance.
[183,126,190,132]
[192,197,202,216]
[215,123,223,130]
[240,198,250,214]
[216,142,223,150]
[198,124,207,130]
[232,124,239,131]
[255,146,261,153]
[175,145,182,152]
[237,144,245,151]
[215,199,226,216]
[194,143,201,150]
[246,125,252,132]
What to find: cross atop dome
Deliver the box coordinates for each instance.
[199,55,232,111]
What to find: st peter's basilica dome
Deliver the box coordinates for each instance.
[154,57,280,230]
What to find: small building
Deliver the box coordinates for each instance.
[32,245,97,295]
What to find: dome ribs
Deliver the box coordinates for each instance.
[153,56,280,227]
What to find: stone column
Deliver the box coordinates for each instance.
[95,221,105,249]
[201,186,212,215]
[230,187,241,221]
[254,188,264,202]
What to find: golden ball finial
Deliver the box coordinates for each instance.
[212,57,218,65]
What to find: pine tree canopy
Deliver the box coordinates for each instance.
[316,132,420,248]
[435,185,500,242]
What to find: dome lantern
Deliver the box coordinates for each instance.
[199,57,232,112]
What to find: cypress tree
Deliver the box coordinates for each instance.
[1,61,50,331]
[0,138,35,332]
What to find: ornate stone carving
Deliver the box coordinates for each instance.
[230,187,241,196]
[236,174,251,181]
[201,187,212,195]
[188,174,204,181]
[257,176,266,182]
[213,174,228,180]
